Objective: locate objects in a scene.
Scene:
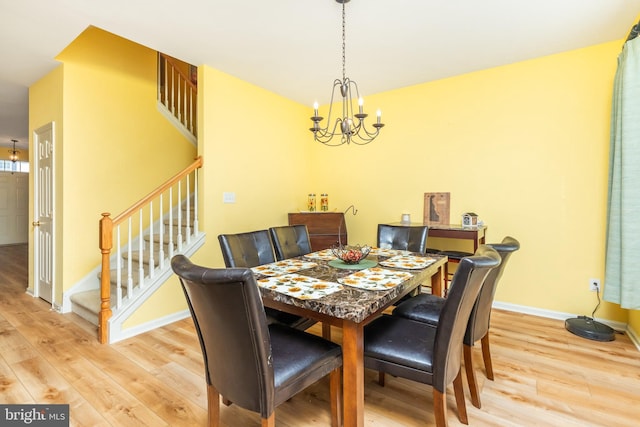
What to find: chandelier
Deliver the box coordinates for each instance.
[309,0,384,146]
[8,139,19,162]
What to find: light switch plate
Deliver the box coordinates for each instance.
[223,192,236,203]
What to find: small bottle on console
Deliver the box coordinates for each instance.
[320,193,329,211]
[308,193,316,211]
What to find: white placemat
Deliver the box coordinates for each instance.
[257,273,343,300]
[251,259,317,276]
[379,255,437,270]
[303,249,336,261]
[368,247,412,257]
[338,267,414,291]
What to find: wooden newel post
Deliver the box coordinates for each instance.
[98,213,113,344]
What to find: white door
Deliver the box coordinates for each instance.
[0,172,28,244]
[33,122,55,304]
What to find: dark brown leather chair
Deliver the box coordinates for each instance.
[218,230,276,269]
[376,224,429,254]
[392,236,520,408]
[377,223,431,299]
[218,230,315,330]
[171,255,343,427]
[364,245,501,427]
[269,225,312,260]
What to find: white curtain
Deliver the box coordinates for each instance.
[605,25,640,309]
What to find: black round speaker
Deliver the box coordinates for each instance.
[565,316,615,342]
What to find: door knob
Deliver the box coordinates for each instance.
[32,221,40,226]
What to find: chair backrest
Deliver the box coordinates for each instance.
[377,224,429,254]
[171,255,275,416]
[433,245,501,391]
[269,225,312,260]
[465,236,520,345]
[218,230,275,268]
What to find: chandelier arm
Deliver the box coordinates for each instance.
[312,78,346,134]
[314,118,346,144]
[355,120,383,138]
[325,78,343,132]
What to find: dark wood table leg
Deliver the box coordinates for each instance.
[431,261,445,297]
[342,320,364,427]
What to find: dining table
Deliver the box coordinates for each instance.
[252,248,448,427]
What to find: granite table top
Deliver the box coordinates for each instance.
[256,252,447,324]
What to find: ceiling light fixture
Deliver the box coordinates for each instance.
[310,0,384,146]
[8,139,20,162]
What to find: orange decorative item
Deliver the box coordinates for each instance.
[321,193,329,211]
[308,193,316,211]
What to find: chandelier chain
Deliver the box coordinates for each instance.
[342,2,346,82]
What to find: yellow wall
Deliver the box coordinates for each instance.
[629,310,640,336]
[29,26,196,307]
[307,41,627,322]
[30,26,639,331]
[193,66,311,267]
[160,40,630,326]
[28,65,64,296]
[123,65,313,327]
[0,149,29,161]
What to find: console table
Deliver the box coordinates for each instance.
[288,212,346,251]
[427,224,487,251]
[388,222,487,252]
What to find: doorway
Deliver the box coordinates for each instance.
[0,172,28,244]
[33,122,55,304]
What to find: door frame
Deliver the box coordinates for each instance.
[32,121,56,308]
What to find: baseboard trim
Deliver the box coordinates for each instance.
[492,301,639,350]
[109,309,191,343]
[626,324,640,350]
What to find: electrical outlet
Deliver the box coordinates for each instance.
[589,278,600,292]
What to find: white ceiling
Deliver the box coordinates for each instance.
[1,0,639,151]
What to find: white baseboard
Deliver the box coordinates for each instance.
[109,309,191,343]
[493,301,639,351]
[627,324,640,350]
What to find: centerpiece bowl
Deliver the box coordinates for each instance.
[331,244,372,265]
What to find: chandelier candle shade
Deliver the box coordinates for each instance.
[310,0,384,146]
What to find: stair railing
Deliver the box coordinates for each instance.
[158,54,197,137]
[98,156,203,343]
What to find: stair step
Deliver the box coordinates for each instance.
[99,267,145,286]
[70,289,114,325]
[122,250,164,267]
[162,221,195,232]
[143,233,183,247]
[70,283,133,324]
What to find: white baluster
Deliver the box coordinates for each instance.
[186,174,191,243]
[163,57,169,110]
[193,169,199,234]
[177,183,183,252]
[116,225,122,308]
[127,217,133,296]
[139,210,145,288]
[168,187,174,258]
[158,194,165,269]
[149,202,155,279]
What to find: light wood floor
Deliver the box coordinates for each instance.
[1,244,639,426]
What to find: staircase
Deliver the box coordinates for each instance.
[70,205,199,320]
[68,54,201,343]
[70,157,204,343]
[157,53,197,144]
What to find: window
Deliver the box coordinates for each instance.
[0,160,29,173]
